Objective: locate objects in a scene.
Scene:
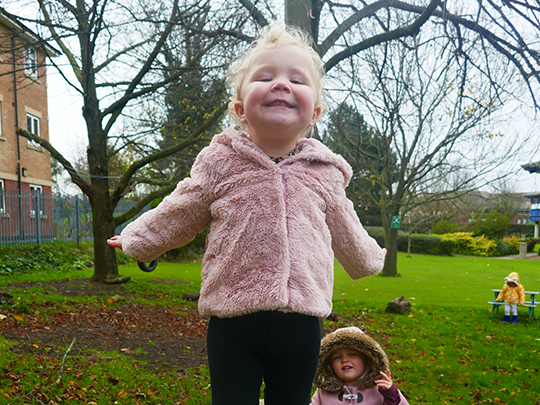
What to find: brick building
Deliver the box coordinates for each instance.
[0,8,59,241]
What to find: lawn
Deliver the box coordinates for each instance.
[1,252,539,404]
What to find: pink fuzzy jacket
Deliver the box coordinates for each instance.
[120,129,386,318]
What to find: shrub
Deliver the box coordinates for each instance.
[365,227,455,255]
[432,219,458,235]
[469,209,510,240]
[442,232,499,256]
[500,234,522,255]
[0,243,96,275]
[400,234,456,256]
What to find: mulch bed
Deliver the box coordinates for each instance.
[0,279,209,371]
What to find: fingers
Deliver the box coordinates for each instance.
[107,236,123,250]
[375,370,393,390]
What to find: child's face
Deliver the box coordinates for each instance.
[331,348,366,386]
[234,44,321,153]
[507,281,517,287]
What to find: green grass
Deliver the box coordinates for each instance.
[2,252,540,404]
[333,253,540,309]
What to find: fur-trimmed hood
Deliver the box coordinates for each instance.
[314,327,389,392]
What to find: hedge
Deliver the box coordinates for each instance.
[364,227,538,257]
[365,227,455,256]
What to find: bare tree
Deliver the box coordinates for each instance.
[329,27,530,275]
[16,0,241,282]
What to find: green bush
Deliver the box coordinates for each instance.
[469,209,510,239]
[432,219,458,235]
[398,234,456,256]
[442,232,499,256]
[0,243,96,275]
[365,227,455,255]
[525,238,538,252]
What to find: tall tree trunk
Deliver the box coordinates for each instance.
[285,0,312,34]
[90,186,119,282]
[382,226,399,276]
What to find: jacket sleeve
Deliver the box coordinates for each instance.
[380,383,410,405]
[518,285,525,306]
[120,170,213,263]
[325,182,385,280]
[496,286,507,302]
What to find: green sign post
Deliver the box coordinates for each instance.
[391,216,401,229]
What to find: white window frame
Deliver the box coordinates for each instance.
[24,47,38,77]
[26,113,41,148]
[30,184,43,217]
[0,180,5,214]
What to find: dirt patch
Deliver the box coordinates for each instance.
[0,278,208,371]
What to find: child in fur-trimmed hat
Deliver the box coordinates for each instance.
[311,327,409,405]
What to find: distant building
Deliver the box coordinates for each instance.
[404,190,537,236]
[0,7,60,241]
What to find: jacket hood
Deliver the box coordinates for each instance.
[505,272,520,285]
[212,129,353,186]
[313,327,389,392]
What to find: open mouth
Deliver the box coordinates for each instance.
[342,365,353,371]
[266,100,294,108]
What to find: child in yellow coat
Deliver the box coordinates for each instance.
[496,272,525,323]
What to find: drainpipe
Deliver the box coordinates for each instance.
[12,34,24,238]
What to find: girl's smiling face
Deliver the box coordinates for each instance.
[234,44,321,156]
[331,348,366,386]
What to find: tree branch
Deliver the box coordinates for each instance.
[16,128,92,197]
[111,102,228,207]
[324,0,440,72]
[238,0,269,27]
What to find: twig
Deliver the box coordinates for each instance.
[56,337,76,384]
[22,384,46,405]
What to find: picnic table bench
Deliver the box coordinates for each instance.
[488,289,538,322]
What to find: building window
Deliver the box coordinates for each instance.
[517,218,521,225]
[30,184,43,216]
[0,101,3,138]
[0,180,5,214]
[24,47,38,77]
[26,113,41,148]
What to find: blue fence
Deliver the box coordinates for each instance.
[0,191,149,248]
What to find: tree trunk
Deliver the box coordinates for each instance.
[285,0,312,34]
[90,181,119,282]
[382,226,398,276]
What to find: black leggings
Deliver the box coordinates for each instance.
[206,311,321,405]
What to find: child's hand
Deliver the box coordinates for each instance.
[107,236,123,250]
[375,369,393,390]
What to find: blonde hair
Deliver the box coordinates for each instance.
[227,21,327,133]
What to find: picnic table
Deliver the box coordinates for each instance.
[488,289,538,322]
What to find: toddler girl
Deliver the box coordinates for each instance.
[311,327,409,405]
[108,22,386,405]
[496,272,525,323]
